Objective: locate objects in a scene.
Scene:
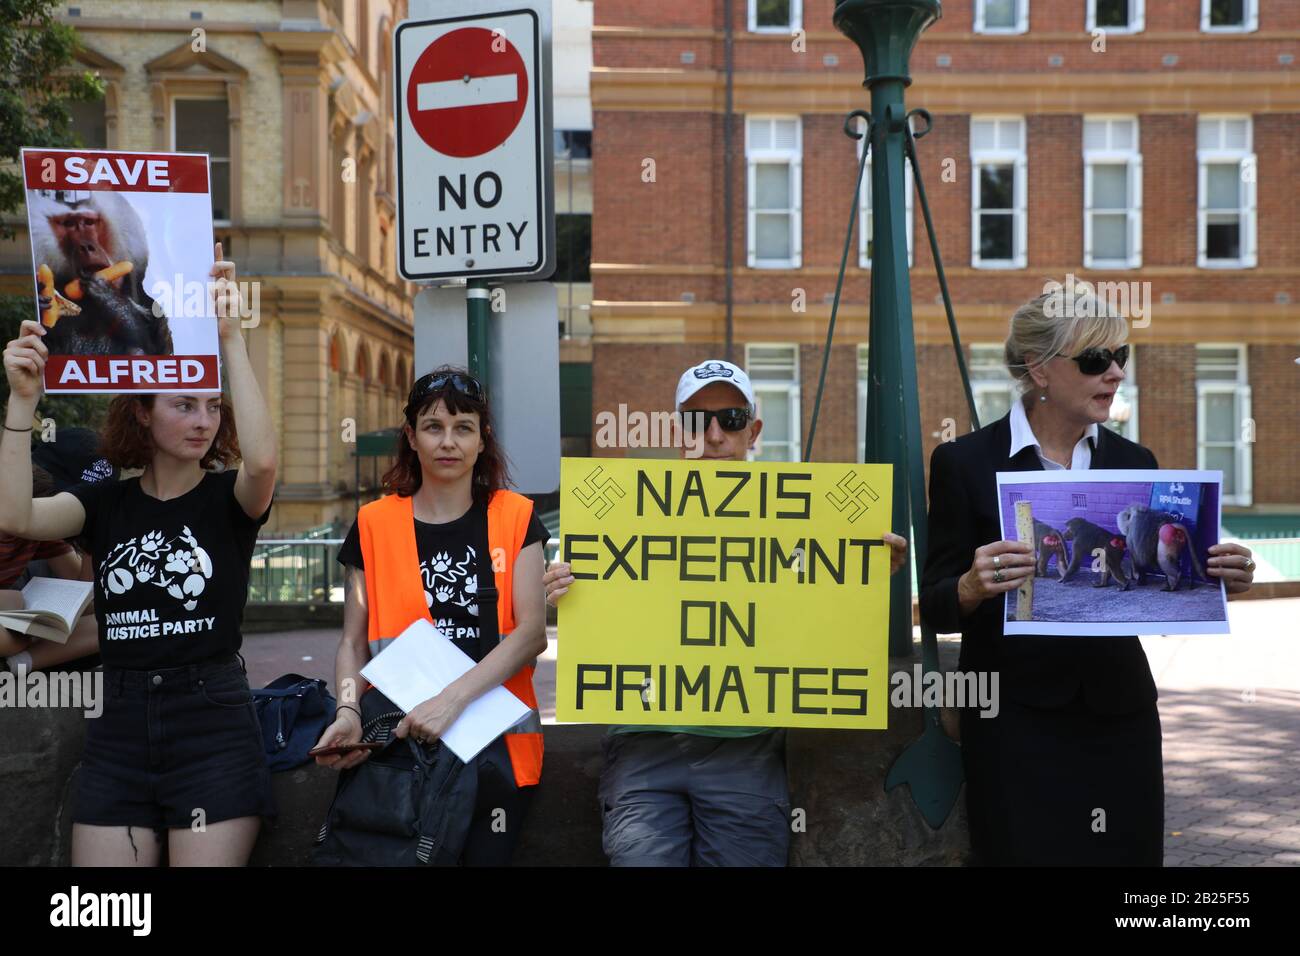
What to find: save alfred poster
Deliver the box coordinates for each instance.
[20,147,220,394]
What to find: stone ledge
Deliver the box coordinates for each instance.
[2,656,969,866]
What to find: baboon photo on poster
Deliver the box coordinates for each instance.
[20,148,221,394]
[996,470,1229,636]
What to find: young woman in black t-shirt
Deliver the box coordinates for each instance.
[0,244,277,866]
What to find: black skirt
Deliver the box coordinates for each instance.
[960,693,1164,866]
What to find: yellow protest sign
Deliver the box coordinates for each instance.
[556,458,893,729]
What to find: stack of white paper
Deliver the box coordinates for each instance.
[360,618,531,763]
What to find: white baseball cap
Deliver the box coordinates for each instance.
[675,359,756,411]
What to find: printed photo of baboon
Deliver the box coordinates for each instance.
[1033,519,1068,580]
[28,189,174,357]
[998,475,1228,633]
[1062,517,1131,590]
[1117,504,1208,591]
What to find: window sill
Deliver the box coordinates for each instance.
[970,260,1026,270]
[1197,259,1256,270]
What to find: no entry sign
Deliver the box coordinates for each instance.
[395,5,554,281]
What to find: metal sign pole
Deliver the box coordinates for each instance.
[467,280,491,383]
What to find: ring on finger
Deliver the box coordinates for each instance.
[993,569,1004,583]
[992,555,1002,568]
[1243,557,1255,572]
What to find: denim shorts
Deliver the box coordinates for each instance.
[72,655,276,831]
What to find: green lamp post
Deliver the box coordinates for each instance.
[833,0,967,828]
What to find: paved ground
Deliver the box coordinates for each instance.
[1140,597,1300,867]
[1007,572,1228,625]
[242,595,1300,867]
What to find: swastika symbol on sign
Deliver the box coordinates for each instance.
[824,471,879,523]
[571,466,626,519]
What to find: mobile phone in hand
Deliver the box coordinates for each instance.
[308,741,383,758]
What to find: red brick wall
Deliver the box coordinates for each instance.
[591,2,1300,508]
[1135,343,1198,470]
[591,343,714,457]
[1248,344,1300,505]
[594,2,1300,73]
[798,343,858,463]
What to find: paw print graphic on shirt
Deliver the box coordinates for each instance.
[99,525,214,612]
[419,545,480,615]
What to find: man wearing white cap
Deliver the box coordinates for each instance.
[545,359,907,866]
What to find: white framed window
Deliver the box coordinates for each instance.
[1201,0,1257,33]
[856,344,869,462]
[969,344,1016,426]
[1083,116,1142,269]
[746,343,801,462]
[173,97,231,224]
[1196,345,1252,505]
[1087,0,1144,33]
[975,0,1028,34]
[69,94,108,149]
[1102,346,1139,442]
[746,117,802,269]
[856,117,914,268]
[970,117,1026,269]
[1197,116,1257,269]
[749,0,802,33]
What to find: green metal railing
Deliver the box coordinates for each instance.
[1238,536,1300,581]
[248,525,344,604]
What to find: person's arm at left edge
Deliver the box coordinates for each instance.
[396,541,548,742]
[211,242,277,519]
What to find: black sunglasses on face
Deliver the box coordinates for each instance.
[411,372,485,404]
[1070,345,1129,376]
[679,407,751,433]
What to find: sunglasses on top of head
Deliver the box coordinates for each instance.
[678,407,752,433]
[410,372,485,404]
[1070,345,1129,376]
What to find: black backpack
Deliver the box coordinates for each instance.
[310,689,479,867]
[252,674,336,772]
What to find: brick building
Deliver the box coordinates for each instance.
[586,0,1299,527]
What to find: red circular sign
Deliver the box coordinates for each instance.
[406,27,528,159]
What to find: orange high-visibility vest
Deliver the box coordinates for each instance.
[357,488,544,787]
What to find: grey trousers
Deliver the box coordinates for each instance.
[597,729,791,867]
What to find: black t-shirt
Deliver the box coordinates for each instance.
[69,469,272,669]
[337,499,548,661]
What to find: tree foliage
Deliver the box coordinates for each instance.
[0,1,108,426]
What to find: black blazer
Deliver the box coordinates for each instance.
[919,412,1160,715]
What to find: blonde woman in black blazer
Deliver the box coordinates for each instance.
[920,289,1256,866]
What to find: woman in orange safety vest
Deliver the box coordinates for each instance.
[314,366,549,865]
